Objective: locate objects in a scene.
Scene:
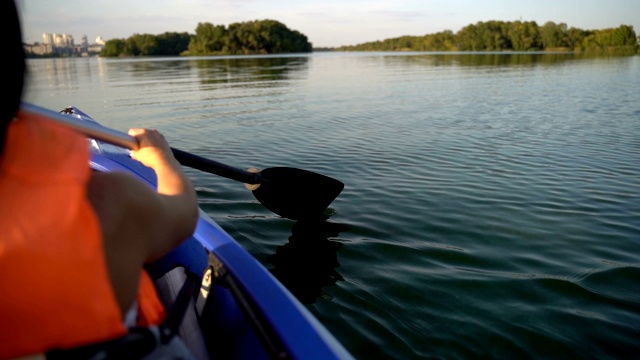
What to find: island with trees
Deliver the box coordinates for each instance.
[101,19,312,57]
[337,21,638,55]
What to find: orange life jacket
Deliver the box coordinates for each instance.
[0,112,165,359]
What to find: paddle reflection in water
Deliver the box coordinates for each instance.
[268,218,349,304]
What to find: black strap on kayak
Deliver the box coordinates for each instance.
[203,252,292,360]
[47,271,201,359]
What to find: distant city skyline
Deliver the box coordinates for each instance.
[17,0,640,48]
[36,32,106,45]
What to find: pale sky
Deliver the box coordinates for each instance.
[16,0,640,48]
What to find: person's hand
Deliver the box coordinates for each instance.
[128,128,178,170]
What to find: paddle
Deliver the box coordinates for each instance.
[19,102,344,220]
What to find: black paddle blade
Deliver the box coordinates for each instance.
[250,167,344,220]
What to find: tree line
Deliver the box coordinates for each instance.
[337,21,639,54]
[101,19,312,57]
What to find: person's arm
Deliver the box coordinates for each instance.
[127,128,199,259]
[88,128,198,314]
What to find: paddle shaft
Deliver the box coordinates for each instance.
[19,102,263,185]
[170,148,262,185]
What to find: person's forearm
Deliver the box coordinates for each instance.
[152,158,199,238]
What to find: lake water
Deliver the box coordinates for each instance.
[25,52,640,359]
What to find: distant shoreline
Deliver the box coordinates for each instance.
[25,50,640,62]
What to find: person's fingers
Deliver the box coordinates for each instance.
[128,128,146,136]
[129,128,167,146]
[128,128,173,168]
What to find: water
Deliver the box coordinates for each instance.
[25,52,640,359]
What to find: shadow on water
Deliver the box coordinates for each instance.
[267,217,349,304]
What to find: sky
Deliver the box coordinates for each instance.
[17,0,640,48]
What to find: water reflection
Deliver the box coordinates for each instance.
[191,56,310,86]
[26,58,106,91]
[110,58,192,76]
[381,51,586,67]
[268,218,348,304]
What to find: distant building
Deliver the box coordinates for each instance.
[25,33,105,57]
[42,33,54,46]
[53,33,74,48]
[37,32,75,55]
[80,35,89,51]
[87,36,105,55]
[25,42,53,56]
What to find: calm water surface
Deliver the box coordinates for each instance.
[26,52,640,359]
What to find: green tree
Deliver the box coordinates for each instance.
[422,30,456,51]
[130,34,158,55]
[612,25,637,46]
[478,21,511,50]
[122,35,140,56]
[509,21,541,51]
[566,27,589,50]
[188,22,228,55]
[456,23,483,51]
[541,21,568,49]
[581,25,638,54]
[156,32,191,55]
[101,39,125,57]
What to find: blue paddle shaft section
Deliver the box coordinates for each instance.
[74,108,353,359]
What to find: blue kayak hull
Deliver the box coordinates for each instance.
[66,107,352,359]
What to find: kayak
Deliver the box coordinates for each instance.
[52,105,353,359]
